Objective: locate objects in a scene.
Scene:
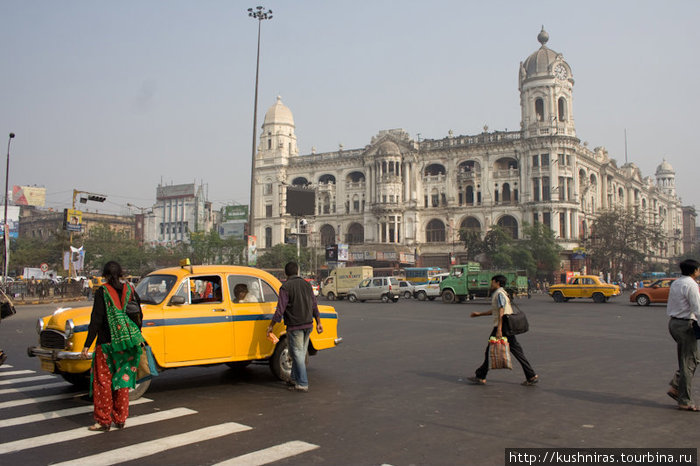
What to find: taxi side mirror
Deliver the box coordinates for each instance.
[169,295,186,306]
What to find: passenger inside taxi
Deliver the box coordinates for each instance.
[233,283,259,303]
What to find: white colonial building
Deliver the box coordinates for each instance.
[252,28,684,269]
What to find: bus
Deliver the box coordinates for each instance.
[404,267,443,284]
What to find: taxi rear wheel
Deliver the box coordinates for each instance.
[592,292,606,303]
[552,291,565,303]
[129,379,151,400]
[270,337,308,382]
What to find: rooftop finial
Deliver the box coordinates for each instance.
[537,26,549,46]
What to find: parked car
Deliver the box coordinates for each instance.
[347,277,400,303]
[413,273,450,301]
[397,280,415,299]
[28,261,342,399]
[548,275,621,303]
[630,278,676,306]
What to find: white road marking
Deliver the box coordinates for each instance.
[0,392,87,409]
[0,375,57,386]
[0,365,13,369]
[0,407,197,455]
[52,422,253,466]
[0,370,35,377]
[0,382,69,395]
[213,441,320,466]
[0,397,152,428]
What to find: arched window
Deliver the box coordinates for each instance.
[292,177,309,187]
[320,224,335,246]
[346,171,365,183]
[347,223,364,244]
[497,215,518,239]
[535,98,544,122]
[319,174,336,184]
[558,97,567,122]
[460,216,481,234]
[424,164,446,177]
[426,219,445,243]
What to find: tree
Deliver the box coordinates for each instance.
[458,229,483,261]
[520,222,561,279]
[586,208,664,280]
[256,244,311,271]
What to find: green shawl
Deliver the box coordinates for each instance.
[91,283,144,392]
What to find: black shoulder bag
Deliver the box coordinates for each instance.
[503,301,529,336]
[125,285,143,328]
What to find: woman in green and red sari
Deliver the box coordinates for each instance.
[81,261,143,431]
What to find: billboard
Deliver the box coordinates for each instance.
[219,221,245,240]
[286,187,315,216]
[12,186,46,207]
[64,209,83,232]
[222,205,248,222]
[0,205,20,239]
[247,235,257,266]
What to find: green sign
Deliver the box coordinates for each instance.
[222,205,248,221]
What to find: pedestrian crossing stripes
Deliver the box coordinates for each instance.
[0,370,322,464]
[0,364,13,369]
[212,441,320,466]
[0,370,34,377]
[51,422,253,466]
[0,375,56,386]
[0,381,70,395]
[0,397,152,428]
[0,391,87,409]
[0,407,197,455]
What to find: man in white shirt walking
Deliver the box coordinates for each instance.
[666,259,700,411]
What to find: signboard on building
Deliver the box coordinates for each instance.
[219,221,245,240]
[0,206,20,239]
[222,205,248,222]
[12,185,46,207]
[364,251,376,261]
[64,209,83,232]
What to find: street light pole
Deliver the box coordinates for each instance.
[2,133,15,286]
[247,6,273,265]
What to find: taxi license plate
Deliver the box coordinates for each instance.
[40,359,55,373]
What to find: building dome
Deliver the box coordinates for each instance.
[263,96,295,127]
[521,27,569,81]
[376,141,401,156]
[656,158,675,176]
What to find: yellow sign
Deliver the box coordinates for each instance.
[64,209,83,232]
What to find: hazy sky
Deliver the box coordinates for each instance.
[1,1,698,216]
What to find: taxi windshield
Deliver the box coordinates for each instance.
[136,274,178,304]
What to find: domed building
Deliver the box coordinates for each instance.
[252,29,686,270]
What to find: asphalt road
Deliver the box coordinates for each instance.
[0,293,697,465]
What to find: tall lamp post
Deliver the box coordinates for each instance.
[247,5,273,264]
[2,133,15,286]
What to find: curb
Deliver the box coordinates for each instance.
[13,297,89,306]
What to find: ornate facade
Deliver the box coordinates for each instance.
[252,28,684,268]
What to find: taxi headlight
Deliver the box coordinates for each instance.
[36,318,45,334]
[65,319,75,339]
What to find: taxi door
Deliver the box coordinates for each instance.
[568,278,583,298]
[228,274,278,360]
[163,275,234,363]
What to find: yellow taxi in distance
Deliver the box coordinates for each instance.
[548,275,621,303]
[28,263,342,399]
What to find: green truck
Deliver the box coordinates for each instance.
[439,264,529,303]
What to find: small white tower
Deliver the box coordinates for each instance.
[519,27,576,138]
[655,159,676,196]
[259,96,298,165]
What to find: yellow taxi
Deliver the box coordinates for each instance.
[89,276,107,291]
[28,262,342,399]
[548,275,621,303]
